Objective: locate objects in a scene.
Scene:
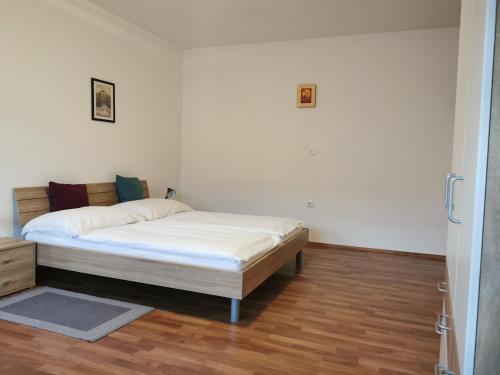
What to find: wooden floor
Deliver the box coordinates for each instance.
[0,246,444,375]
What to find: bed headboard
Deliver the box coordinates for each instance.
[14,180,149,226]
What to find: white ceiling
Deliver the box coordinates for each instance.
[87,0,461,49]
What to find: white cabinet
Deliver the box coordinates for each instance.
[439,0,495,374]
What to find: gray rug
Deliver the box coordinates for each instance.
[0,287,153,342]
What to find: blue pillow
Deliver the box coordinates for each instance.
[116,175,144,202]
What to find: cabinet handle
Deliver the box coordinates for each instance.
[438,313,451,331]
[448,176,464,224]
[435,321,445,335]
[435,313,450,334]
[435,364,456,375]
[435,364,446,375]
[437,281,448,293]
[444,173,456,208]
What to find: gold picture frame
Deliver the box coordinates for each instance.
[296,84,316,108]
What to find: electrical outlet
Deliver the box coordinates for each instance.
[309,148,317,156]
[306,200,314,208]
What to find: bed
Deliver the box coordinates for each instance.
[14,181,308,323]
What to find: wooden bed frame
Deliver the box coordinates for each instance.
[14,181,308,323]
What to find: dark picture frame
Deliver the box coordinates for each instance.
[91,78,115,123]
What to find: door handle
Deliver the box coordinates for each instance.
[437,313,451,331]
[435,364,446,375]
[444,173,456,208]
[437,281,448,293]
[435,320,445,335]
[435,313,450,334]
[435,364,456,375]
[448,176,464,224]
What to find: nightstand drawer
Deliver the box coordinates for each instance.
[0,266,35,296]
[0,239,36,297]
[0,246,34,272]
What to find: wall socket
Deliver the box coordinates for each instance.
[309,148,317,156]
[306,200,314,208]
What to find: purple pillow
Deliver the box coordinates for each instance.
[48,182,90,212]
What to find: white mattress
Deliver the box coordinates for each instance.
[27,232,256,271]
[26,212,303,272]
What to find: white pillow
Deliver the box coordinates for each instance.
[113,198,192,221]
[22,206,137,237]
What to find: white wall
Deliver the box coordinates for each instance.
[181,28,459,254]
[0,0,182,236]
[0,2,458,256]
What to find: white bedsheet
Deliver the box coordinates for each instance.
[80,220,280,264]
[26,211,304,271]
[161,211,303,238]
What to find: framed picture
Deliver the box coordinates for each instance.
[91,78,115,123]
[296,84,316,108]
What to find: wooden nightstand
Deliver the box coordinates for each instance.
[0,238,35,297]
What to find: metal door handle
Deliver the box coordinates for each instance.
[448,176,464,224]
[435,364,456,375]
[444,173,456,208]
[438,313,450,331]
[435,320,445,335]
[435,364,446,375]
[435,313,450,334]
[437,281,448,293]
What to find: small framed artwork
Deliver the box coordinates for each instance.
[91,78,115,123]
[296,84,316,108]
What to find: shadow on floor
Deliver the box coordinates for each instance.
[36,258,305,325]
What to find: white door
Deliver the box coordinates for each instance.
[445,0,495,374]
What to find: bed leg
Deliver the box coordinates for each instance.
[296,250,303,267]
[230,298,240,324]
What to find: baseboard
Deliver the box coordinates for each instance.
[307,241,445,262]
